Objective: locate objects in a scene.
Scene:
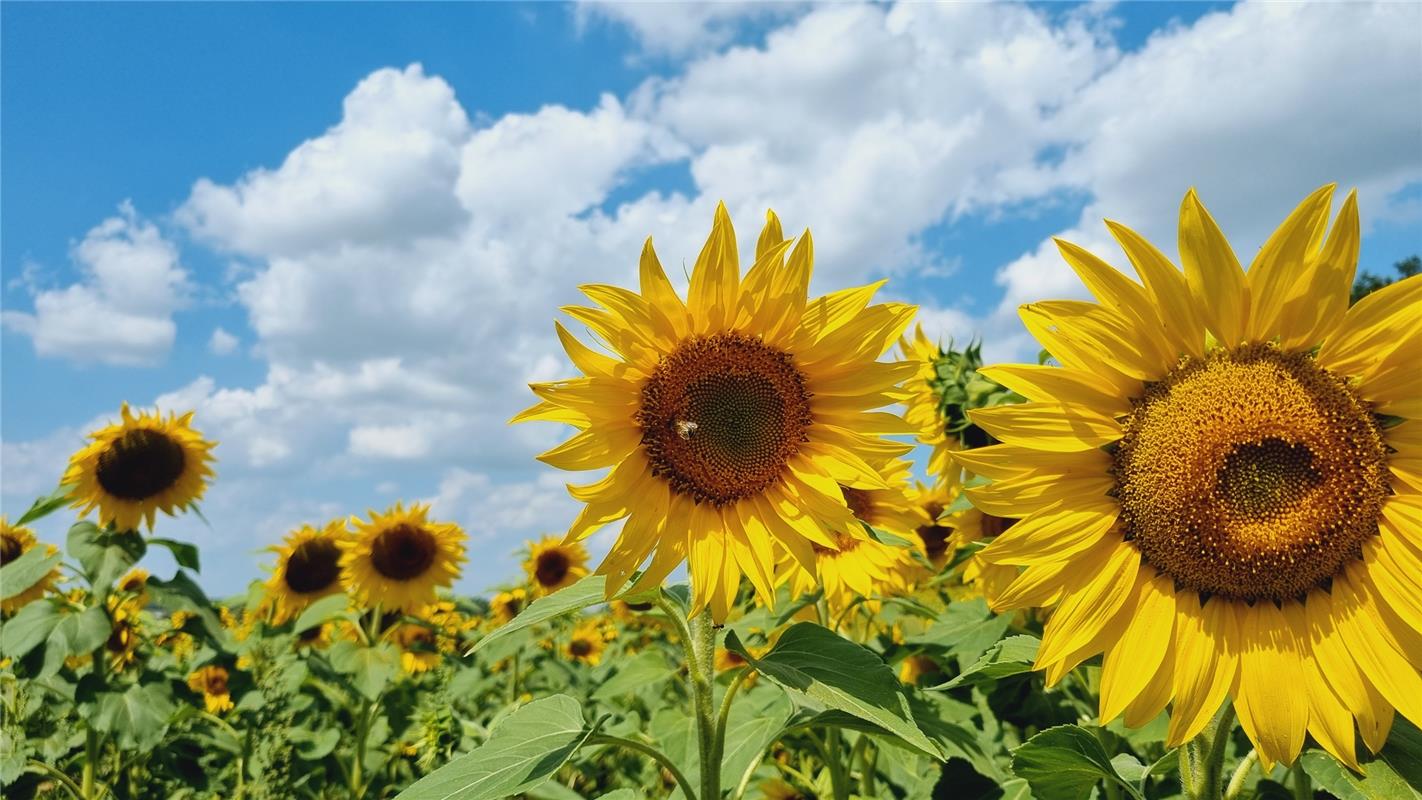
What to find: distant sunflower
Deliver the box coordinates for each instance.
[265,521,350,624]
[390,623,441,674]
[898,654,942,687]
[899,326,959,482]
[963,185,1422,769]
[105,596,142,672]
[187,665,234,714]
[341,503,466,612]
[523,535,589,594]
[1,517,61,614]
[116,567,150,604]
[565,620,607,666]
[943,506,1018,605]
[65,403,216,532]
[514,204,917,621]
[907,482,955,570]
[489,588,527,625]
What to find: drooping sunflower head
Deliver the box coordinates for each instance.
[65,403,216,532]
[489,587,527,625]
[105,595,143,671]
[523,535,590,594]
[264,520,351,624]
[963,184,1422,769]
[564,619,607,666]
[516,203,918,621]
[1,517,61,614]
[187,665,234,714]
[341,503,466,613]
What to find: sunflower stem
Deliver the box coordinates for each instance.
[1184,703,1236,800]
[589,734,697,800]
[1224,750,1258,800]
[1288,761,1311,800]
[689,609,720,800]
[824,729,850,800]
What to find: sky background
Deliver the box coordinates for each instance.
[3,1,1420,599]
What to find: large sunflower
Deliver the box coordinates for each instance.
[265,521,351,624]
[515,204,917,621]
[961,185,1422,769]
[65,403,216,532]
[1,517,62,614]
[341,503,466,612]
[523,535,590,594]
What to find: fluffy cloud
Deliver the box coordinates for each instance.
[209,327,239,355]
[576,2,803,57]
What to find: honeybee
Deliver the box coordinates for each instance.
[675,420,699,440]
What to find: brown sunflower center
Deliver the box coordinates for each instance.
[204,669,229,694]
[812,532,864,556]
[106,624,133,654]
[369,524,438,581]
[569,638,594,657]
[841,486,876,523]
[915,523,951,563]
[0,533,23,565]
[95,428,187,501]
[534,549,571,587]
[1113,344,1389,602]
[638,332,812,506]
[284,538,344,595]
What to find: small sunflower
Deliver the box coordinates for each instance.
[523,535,590,594]
[187,665,234,714]
[489,588,527,625]
[65,403,216,532]
[899,325,960,483]
[565,619,607,666]
[264,520,350,624]
[1,517,61,614]
[943,506,1018,605]
[898,654,943,687]
[515,204,918,621]
[907,482,955,570]
[963,184,1422,769]
[156,611,196,662]
[389,622,441,675]
[341,503,466,613]
[105,596,143,672]
[116,567,150,604]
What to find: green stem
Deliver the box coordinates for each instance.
[1183,704,1237,800]
[712,668,750,772]
[29,759,85,800]
[507,650,521,705]
[590,734,697,800]
[82,726,99,799]
[689,609,720,800]
[824,729,850,800]
[1289,761,1311,800]
[1224,750,1258,800]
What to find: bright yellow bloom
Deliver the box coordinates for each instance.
[898,654,942,686]
[64,403,216,532]
[116,567,150,603]
[489,588,527,625]
[515,204,917,621]
[899,325,960,484]
[187,665,234,714]
[389,622,441,674]
[962,185,1422,769]
[565,619,607,666]
[105,595,143,672]
[264,521,350,624]
[523,535,589,594]
[341,503,466,613]
[1,517,61,614]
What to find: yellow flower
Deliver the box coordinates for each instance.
[944,506,1018,606]
[116,567,150,603]
[341,503,466,612]
[156,610,196,661]
[961,184,1422,769]
[1,517,61,614]
[64,403,216,532]
[523,535,590,594]
[898,654,942,686]
[187,665,234,714]
[489,588,527,625]
[907,482,955,570]
[389,622,441,675]
[564,619,607,666]
[515,204,917,621]
[105,596,142,671]
[264,521,350,624]
[899,325,960,483]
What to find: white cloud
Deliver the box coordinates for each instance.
[209,327,239,355]
[576,2,804,57]
[3,202,188,366]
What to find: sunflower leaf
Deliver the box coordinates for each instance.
[328,640,400,700]
[66,522,146,592]
[1010,725,1145,800]
[0,598,63,659]
[148,537,201,572]
[14,484,73,527]
[148,571,233,651]
[1302,717,1422,799]
[92,682,177,751]
[467,575,609,655]
[292,592,354,634]
[394,694,594,800]
[930,635,1040,690]
[0,547,61,601]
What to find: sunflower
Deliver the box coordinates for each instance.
[907,482,955,570]
[116,567,150,604]
[264,521,350,624]
[565,619,608,666]
[1,517,61,614]
[187,665,234,714]
[943,506,1019,605]
[341,503,466,613]
[898,654,943,687]
[523,535,590,594]
[105,595,142,671]
[157,611,197,662]
[64,403,216,532]
[961,184,1422,769]
[514,204,917,621]
[489,588,527,625]
[389,622,441,674]
[899,326,960,483]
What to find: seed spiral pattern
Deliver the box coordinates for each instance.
[369,524,439,581]
[638,332,813,506]
[1113,344,1389,602]
[95,429,187,500]
[283,538,344,594]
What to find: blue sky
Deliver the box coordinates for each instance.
[4,1,1420,598]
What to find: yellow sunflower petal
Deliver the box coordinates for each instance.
[1179,188,1249,347]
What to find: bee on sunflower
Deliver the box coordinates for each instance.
[187,665,234,714]
[962,184,1422,769]
[523,534,589,594]
[341,503,466,613]
[515,204,918,621]
[1,517,62,614]
[64,403,216,532]
[264,520,350,624]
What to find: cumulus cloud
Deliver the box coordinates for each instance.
[209,327,239,355]
[3,202,188,366]
[576,2,804,57]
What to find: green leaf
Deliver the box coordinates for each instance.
[932,635,1040,690]
[725,622,938,759]
[292,592,353,633]
[394,695,594,800]
[718,688,794,786]
[67,522,146,591]
[591,650,675,702]
[14,484,72,526]
[328,641,400,700]
[148,537,201,572]
[1011,725,1143,800]
[0,547,61,601]
[1,598,62,659]
[909,598,1012,667]
[290,727,341,760]
[469,575,609,655]
[1301,717,1422,800]
[93,682,176,750]
[148,571,232,650]
[40,605,111,678]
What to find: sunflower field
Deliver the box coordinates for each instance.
[3,186,1422,800]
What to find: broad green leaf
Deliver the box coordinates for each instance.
[395,695,593,800]
[328,641,400,700]
[290,727,341,760]
[725,623,938,758]
[1,598,62,659]
[932,635,1040,690]
[592,650,675,701]
[14,484,72,526]
[469,575,608,655]
[93,682,176,750]
[909,598,1012,667]
[719,688,794,786]
[1302,718,1422,800]
[1011,725,1143,800]
[292,592,353,633]
[148,571,232,650]
[149,537,201,572]
[40,605,111,678]
[67,522,146,591]
[0,547,61,601]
